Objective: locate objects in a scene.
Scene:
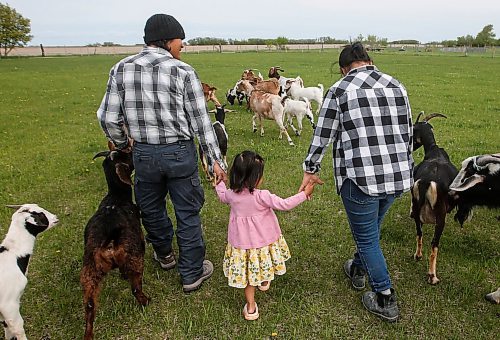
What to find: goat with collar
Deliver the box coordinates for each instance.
[0,204,59,340]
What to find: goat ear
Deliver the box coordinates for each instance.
[5,205,22,210]
[449,174,484,192]
[115,164,133,186]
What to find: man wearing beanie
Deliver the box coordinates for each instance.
[97,13,227,293]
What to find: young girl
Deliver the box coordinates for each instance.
[215,150,317,320]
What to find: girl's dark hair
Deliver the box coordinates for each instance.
[229,150,264,193]
[338,42,372,68]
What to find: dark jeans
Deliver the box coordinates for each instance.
[133,140,205,285]
[340,179,395,292]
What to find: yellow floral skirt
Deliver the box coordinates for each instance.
[223,235,291,288]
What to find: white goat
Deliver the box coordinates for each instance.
[285,76,324,114]
[281,96,316,136]
[0,204,59,340]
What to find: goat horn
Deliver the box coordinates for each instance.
[415,111,424,123]
[93,151,110,160]
[476,154,500,166]
[5,205,22,209]
[423,113,447,122]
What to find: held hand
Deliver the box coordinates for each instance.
[213,162,228,185]
[121,137,134,153]
[298,172,323,193]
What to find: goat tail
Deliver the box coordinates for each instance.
[318,83,324,94]
[414,179,438,209]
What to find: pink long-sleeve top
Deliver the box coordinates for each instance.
[215,181,307,249]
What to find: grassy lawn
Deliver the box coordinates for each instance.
[0,51,498,339]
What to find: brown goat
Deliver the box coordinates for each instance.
[202,82,222,107]
[81,148,149,340]
[241,69,263,85]
[248,89,294,146]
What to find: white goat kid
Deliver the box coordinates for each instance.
[285,76,324,114]
[281,96,316,136]
[0,204,59,340]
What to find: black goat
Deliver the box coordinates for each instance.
[199,105,228,184]
[449,153,500,304]
[81,149,149,340]
[410,112,458,285]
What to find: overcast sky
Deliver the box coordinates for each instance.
[6,0,500,46]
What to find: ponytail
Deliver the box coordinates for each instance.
[338,42,372,68]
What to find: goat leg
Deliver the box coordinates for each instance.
[129,272,150,306]
[428,219,445,285]
[412,198,423,260]
[81,267,104,340]
[415,235,423,261]
[252,115,258,133]
[1,305,27,340]
[120,261,149,306]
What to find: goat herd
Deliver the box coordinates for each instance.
[0,66,499,339]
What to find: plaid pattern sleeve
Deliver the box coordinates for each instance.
[303,88,341,173]
[183,70,226,171]
[303,65,414,196]
[97,67,128,149]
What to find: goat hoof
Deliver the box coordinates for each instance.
[253,128,257,133]
[414,254,422,261]
[295,131,300,136]
[427,274,440,285]
[137,294,150,306]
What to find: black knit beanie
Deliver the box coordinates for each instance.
[143,14,185,44]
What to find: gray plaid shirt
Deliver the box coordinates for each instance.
[97,46,225,170]
[303,65,414,195]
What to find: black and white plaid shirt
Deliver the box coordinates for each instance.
[303,65,413,195]
[97,46,225,170]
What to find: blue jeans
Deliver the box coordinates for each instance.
[133,140,205,285]
[340,179,395,292]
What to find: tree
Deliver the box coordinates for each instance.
[275,36,288,50]
[0,3,32,56]
[475,24,495,47]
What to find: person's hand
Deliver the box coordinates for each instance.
[108,137,134,153]
[121,137,134,153]
[298,172,323,192]
[213,162,228,185]
[303,180,316,198]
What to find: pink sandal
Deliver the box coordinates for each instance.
[258,281,270,291]
[243,303,259,320]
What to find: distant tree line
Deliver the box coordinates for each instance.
[439,24,497,47]
[186,36,349,46]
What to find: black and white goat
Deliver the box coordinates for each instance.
[0,204,59,340]
[226,85,246,106]
[449,153,500,303]
[410,112,459,285]
[81,148,149,340]
[199,105,228,184]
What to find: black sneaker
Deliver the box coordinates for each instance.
[344,259,366,290]
[153,251,176,270]
[182,260,214,293]
[362,289,399,322]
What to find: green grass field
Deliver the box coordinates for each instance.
[0,51,499,339]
